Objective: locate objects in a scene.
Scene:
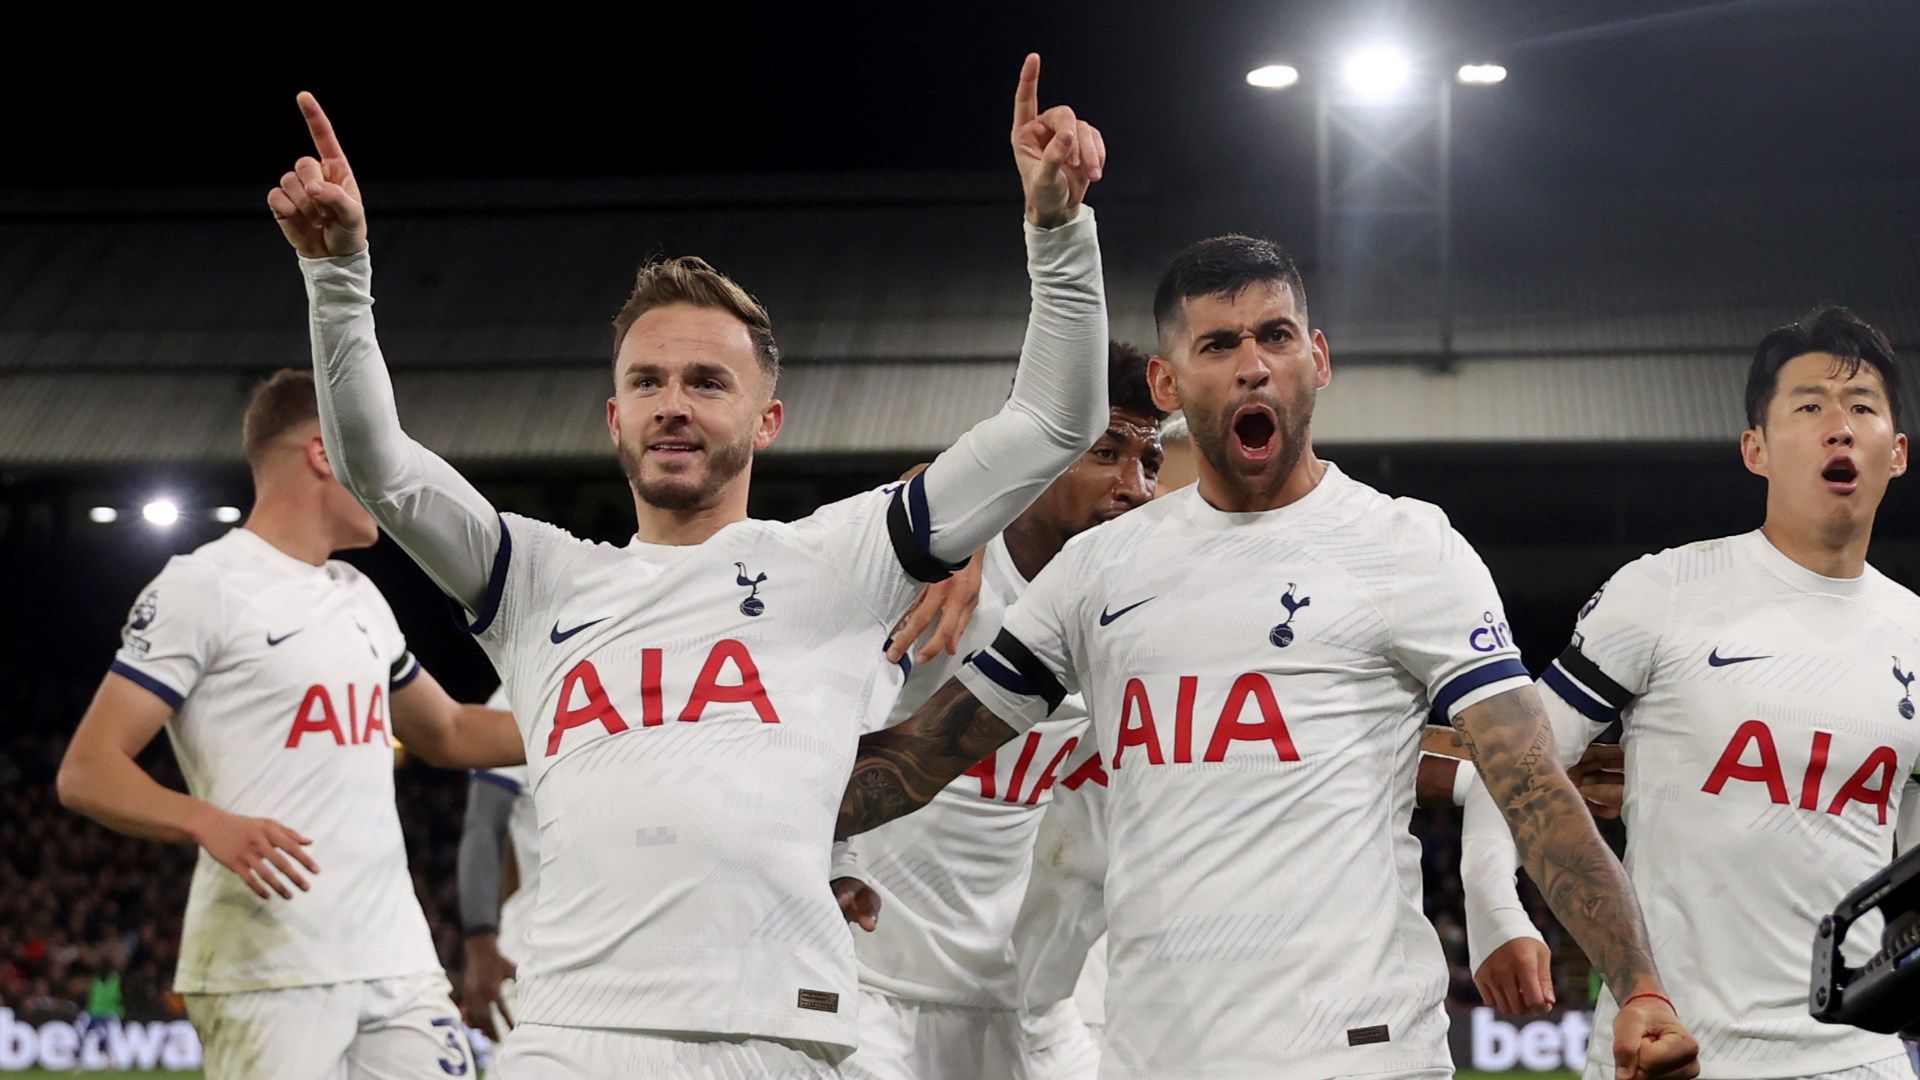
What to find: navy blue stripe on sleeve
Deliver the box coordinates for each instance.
[1429,657,1530,724]
[108,662,185,711]
[982,629,1068,715]
[885,475,962,584]
[459,516,513,636]
[1555,645,1635,712]
[470,769,523,795]
[390,655,423,692]
[1542,662,1623,726]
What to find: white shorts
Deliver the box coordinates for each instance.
[183,971,471,1080]
[841,990,1100,1080]
[1582,1053,1915,1080]
[492,1023,847,1078]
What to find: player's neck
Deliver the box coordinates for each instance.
[243,495,335,567]
[1759,503,1872,580]
[1196,448,1328,514]
[1002,514,1069,582]
[631,481,751,546]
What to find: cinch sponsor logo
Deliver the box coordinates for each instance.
[0,1010,201,1072]
[1469,612,1512,654]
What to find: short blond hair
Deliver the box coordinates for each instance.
[242,369,319,466]
[610,256,780,384]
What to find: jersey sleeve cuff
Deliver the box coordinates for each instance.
[956,659,1047,736]
[459,514,513,636]
[389,651,423,691]
[1542,645,1632,725]
[108,661,185,711]
[1430,658,1531,724]
[885,474,967,584]
[471,769,523,795]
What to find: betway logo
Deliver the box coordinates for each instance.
[0,1009,202,1071]
[1468,1006,1593,1071]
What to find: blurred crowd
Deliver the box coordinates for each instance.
[0,729,468,1024]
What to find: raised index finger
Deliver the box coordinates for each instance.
[1013,53,1041,129]
[297,92,348,164]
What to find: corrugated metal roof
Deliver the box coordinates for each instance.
[3,180,1914,374]
[11,352,1916,466]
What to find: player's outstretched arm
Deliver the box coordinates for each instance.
[837,678,1019,840]
[270,92,502,612]
[910,55,1110,566]
[1454,686,1700,1079]
[390,670,525,769]
[58,675,321,901]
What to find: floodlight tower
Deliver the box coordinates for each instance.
[1251,51,1505,367]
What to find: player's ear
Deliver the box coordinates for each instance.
[1147,354,1181,413]
[1891,431,1908,479]
[1310,328,1331,390]
[1739,425,1768,479]
[754,398,784,451]
[606,396,620,450]
[306,435,335,481]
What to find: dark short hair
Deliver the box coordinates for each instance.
[1745,306,1901,429]
[242,369,319,465]
[1108,340,1168,423]
[611,255,780,387]
[1152,235,1309,344]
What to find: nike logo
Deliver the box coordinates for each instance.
[550,617,609,644]
[265,629,304,647]
[1099,597,1156,627]
[1707,648,1771,667]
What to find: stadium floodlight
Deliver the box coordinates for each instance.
[1341,46,1413,102]
[214,506,242,524]
[88,506,118,524]
[1246,64,1300,90]
[1457,63,1507,85]
[142,499,180,527]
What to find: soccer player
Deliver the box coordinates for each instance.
[1465,306,1920,1080]
[56,369,521,1080]
[456,686,532,1043]
[269,55,1112,1075]
[834,342,1164,1080]
[837,234,1701,1079]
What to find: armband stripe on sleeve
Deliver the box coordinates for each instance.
[1429,657,1530,724]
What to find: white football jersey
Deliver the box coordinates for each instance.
[958,465,1531,1078]
[854,535,1091,1008]
[475,687,539,966]
[473,481,950,1049]
[1011,733,1111,1023]
[1541,531,1920,1078]
[110,528,441,994]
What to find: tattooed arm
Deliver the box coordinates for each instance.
[1455,685,1699,1079]
[838,679,1017,840]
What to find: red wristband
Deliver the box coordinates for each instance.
[1620,991,1675,1013]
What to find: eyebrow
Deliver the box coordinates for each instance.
[626,361,735,383]
[1788,383,1883,398]
[1194,316,1299,343]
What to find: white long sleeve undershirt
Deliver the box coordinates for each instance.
[301,207,1108,613]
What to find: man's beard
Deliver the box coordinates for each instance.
[617,428,756,511]
[1191,387,1314,494]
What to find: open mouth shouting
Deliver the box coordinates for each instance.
[1820,453,1859,496]
[1229,403,1279,466]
